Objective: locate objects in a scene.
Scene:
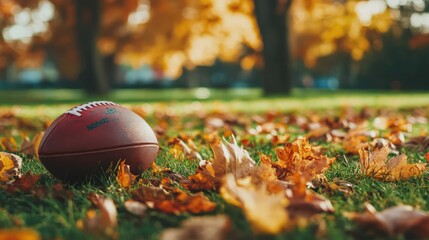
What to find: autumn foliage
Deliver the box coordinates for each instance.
[1,102,429,238]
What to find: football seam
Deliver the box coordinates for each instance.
[39,142,159,157]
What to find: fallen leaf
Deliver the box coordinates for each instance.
[77,193,117,239]
[211,136,256,179]
[358,146,427,181]
[0,228,41,240]
[6,172,40,193]
[117,161,137,188]
[266,138,335,181]
[151,162,170,174]
[310,175,354,196]
[124,199,147,217]
[131,186,216,215]
[20,132,44,159]
[0,152,22,183]
[181,171,217,191]
[345,203,429,238]
[342,124,376,154]
[169,138,203,161]
[160,215,233,240]
[286,174,335,219]
[34,183,74,201]
[183,136,260,191]
[0,137,19,152]
[405,136,429,151]
[220,174,289,234]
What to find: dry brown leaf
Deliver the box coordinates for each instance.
[0,228,41,240]
[211,136,256,179]
[34,183,74,201]
[310,175,354,196]
[117,161,137,188]
[405,136,429,151]
[0,152,22,183]
[307,125,331,141]
[131,186,216,215]
[345,203,429,238]
[181,171,217,191]
[342,124,376,154]
[124,199,147,217]
[286,174,335,219]
[220,174,289,234]
[6,172,40,193]
[358,146,427,181]
[160,215,233,240]
[20,132,44,159]
[267,138,335,181]
[77,193,117,239]
[182,136,260,191]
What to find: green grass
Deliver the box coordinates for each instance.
[1,89,429,239]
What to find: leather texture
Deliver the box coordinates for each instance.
[38,103,159,182]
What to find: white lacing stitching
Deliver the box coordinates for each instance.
[65,101,118,116]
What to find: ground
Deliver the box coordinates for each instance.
[0,89,429,240]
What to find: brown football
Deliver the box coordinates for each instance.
[38,101,159,182]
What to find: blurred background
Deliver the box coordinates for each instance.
[0,0,429,96]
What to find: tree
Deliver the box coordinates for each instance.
[1,0,262,94]
[74,0,109,94]
[254,0,292,95]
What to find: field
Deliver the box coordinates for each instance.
[1,89,429,239]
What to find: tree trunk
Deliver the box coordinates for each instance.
[339,52,352,89]
[254,0,292,95]
[75,0,110,94]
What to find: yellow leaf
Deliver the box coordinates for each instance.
[0,137,19,152]
[220,174,289,234]
[0,228,40,240]
[0,152,22,183]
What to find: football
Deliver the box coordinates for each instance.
[38,101,159,182]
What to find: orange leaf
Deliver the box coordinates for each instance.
[0,137,19,152]
[181,171,216,191]
[131,186,216,215]
[117,161,137,188]
[358,146,427,181]
[269,138,335,181]
[0,228,40,240]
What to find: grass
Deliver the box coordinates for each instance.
[1,89,429,239]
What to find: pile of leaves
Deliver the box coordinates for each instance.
[1,104,429,239]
